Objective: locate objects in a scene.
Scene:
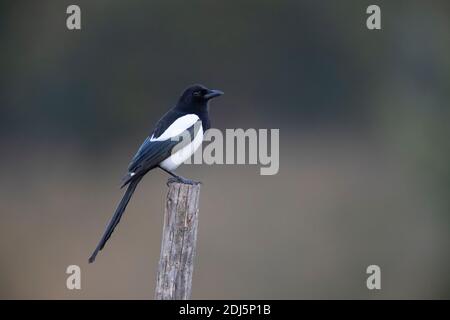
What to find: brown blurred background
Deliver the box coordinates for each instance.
[0,0,449,299]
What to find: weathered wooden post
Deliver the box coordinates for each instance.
[155,181,201,300]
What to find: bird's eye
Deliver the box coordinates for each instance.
[193,91,201,97]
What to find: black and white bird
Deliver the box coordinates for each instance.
[88,84,223,263]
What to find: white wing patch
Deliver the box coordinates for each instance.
[159,124,204,171]
[150,114,200,141]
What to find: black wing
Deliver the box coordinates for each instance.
[120,138,175,187]
[120,121,199,188]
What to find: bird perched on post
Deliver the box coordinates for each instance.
[88,84,223,263]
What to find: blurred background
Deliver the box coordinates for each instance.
[0,0,449,299]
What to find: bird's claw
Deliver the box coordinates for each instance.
[167,176,201,186]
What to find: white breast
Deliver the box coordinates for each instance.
[159,125,204,171]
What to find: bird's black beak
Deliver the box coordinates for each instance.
[204,89,224,100]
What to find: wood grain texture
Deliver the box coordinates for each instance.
[155,181,201,300]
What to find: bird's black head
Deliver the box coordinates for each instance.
[177,84,224,111]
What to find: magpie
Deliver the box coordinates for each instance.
[88,84,223,263]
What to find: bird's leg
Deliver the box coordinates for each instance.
[158,166,201,185]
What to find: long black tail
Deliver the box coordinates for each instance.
[89,176,143,263]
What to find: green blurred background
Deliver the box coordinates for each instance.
[0,0,449,299]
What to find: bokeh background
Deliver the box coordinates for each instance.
[1,0,449,299]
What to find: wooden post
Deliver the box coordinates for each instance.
[155,181,201,300]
